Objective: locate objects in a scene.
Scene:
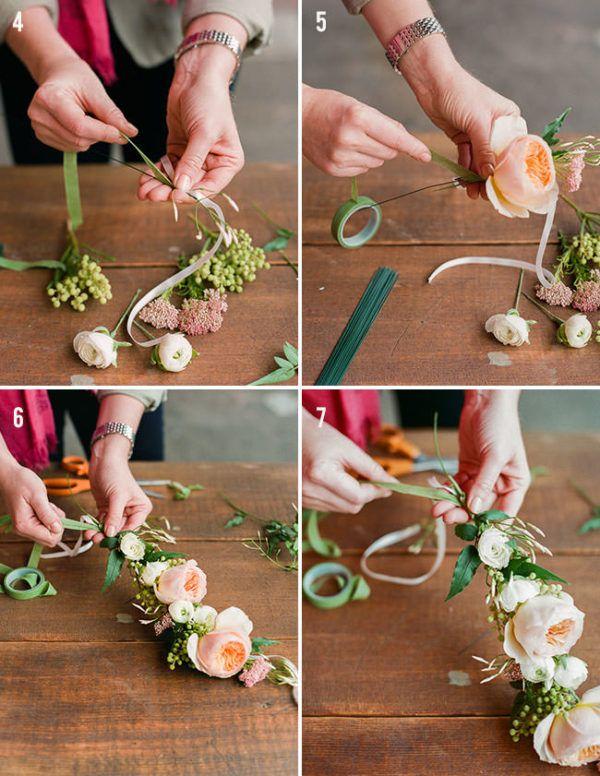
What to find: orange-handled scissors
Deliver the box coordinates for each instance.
[43,456,91,497]
[373,455,458,478]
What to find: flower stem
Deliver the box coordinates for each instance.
[133,319,155,341]
[278,250,298,276]
[523,292,565,326]
[513,269,525,312]
[111,288,141,338]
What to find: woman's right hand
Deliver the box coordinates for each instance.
[27,56,137,152]
[0,463,64,546]
[302,410,396,514]
[303,84,431,177]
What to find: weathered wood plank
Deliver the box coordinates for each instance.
[307,430,600,554]
[0,164,297,265]
[302,555,597,717]
[0,461,297,543]
[303,133,599,245]
[303,717,566,776]
[0,640,297,776]
[0,264,297,386]
[0,540,297,641]
[302,243,600,385]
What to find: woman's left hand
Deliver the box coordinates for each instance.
[86,436,152,543]
[137,46,244,203]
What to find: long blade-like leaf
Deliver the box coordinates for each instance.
[63,151,83,230]
[0,257,65,271]
[429,149,482,183]
[120,134,173,187]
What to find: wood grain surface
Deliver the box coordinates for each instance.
[302,133,600,386]
[0,462,298,775]
[302,431,600,775]
[0,164,297,386]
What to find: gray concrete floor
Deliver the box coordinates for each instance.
[303,0,600,133]
[64,390,298,462]
[0,0,297,164]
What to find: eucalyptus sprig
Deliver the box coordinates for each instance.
[249,342,298,385]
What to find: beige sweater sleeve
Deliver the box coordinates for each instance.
[0,0,57,42]
[182,0,274,51]
[341,0,371,14]
[96,390,167,413]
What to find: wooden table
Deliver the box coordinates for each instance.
[0,164,297,386]
[0,461,298,775]
[303,133,600,385]
[303,430,600,776]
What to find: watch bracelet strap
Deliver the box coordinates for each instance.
[385,17,446,72]
[91,422,136,459]
[175,30,242,79]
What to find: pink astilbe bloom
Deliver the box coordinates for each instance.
[238,655,272,688]
[535,281,573,307]
[154,613,173,636]
[178,291,228,336]
[565,150,585,193]
[506,662,524,682]
[572,281,600,313]
[139,297,180,330]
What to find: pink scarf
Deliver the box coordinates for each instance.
[303,390,381,450]
[0,391,57,472]
[58,0,177,86]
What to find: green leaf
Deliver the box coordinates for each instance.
[373,481,462,505]
[249,366,296,386]
[446,545,481,601]
[263,235,290,252]
[63,151,83,230]
[454,523,478,542]
[120,134,173,187]
[274,356,293,369]
[225,514,245,529]
[429,149,482,183]
[251,637,279,653]
[303,510,341,558]
[579,516,600,534]
[144,549,186,563]
[276,227,295,239]
[168,481,204,501]
[283,342,298,366]
[101,549,125,593]
[530,465,550,483]
[504,559,567,584]
[0,257,65,272]
[541,107,572,147]
[476,509,511,524]
[100,536,119,549]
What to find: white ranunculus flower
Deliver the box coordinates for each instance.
[192,604,218,629]
[214,606,253,636]
[73,327,117,368]
[140,561,168,586]
[504,592,585,661]
[499,575,540,612]
[558,314,592,349]
[519,656,555,689]
[119,532,145,561]
[153,333,195,373]
[477,527,512,569]
[485,310,532,346]
[554,656,588,691]
[534,685,600,766]
[168,599,195,624]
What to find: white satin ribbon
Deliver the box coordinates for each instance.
[40,514,95,559]
[428,198,557,289]
[360,517,446,586]
[126,156,226,348]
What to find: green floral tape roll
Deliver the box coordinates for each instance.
[331,196,382,248]
[2,566,57,600]
[302,561,370,609]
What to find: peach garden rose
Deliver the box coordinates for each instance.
[154,559,207,604]
[187,630,252,678]
[534,685,600,766]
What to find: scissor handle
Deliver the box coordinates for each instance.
[62,456,89,477]
[44,477,90,496]
[373,456,414,477]
[376,426,422,460]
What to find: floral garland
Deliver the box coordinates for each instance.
[369,438,600,769]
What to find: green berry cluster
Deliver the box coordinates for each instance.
[179,228,271,297]
[167,623,200,671]
[47,254,112,311]
[572,231,600,266]
[509,685,579,742]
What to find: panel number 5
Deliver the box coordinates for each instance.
[316,11,327,32]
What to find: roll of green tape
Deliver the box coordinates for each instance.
[331,196,382,248]
[2,566,57,600]
[302,562,370,609]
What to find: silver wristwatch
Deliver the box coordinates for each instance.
[91,421,136,459]
[175,30,242,82]
[385,17,446,73]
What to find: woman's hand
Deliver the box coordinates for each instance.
[302,410,396,514]
[0,463,64,546]
[400,37,520,199]
[138,43,244,202]
[433,390,530,525]
[86,436,152,543]
[303,84,431,177]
